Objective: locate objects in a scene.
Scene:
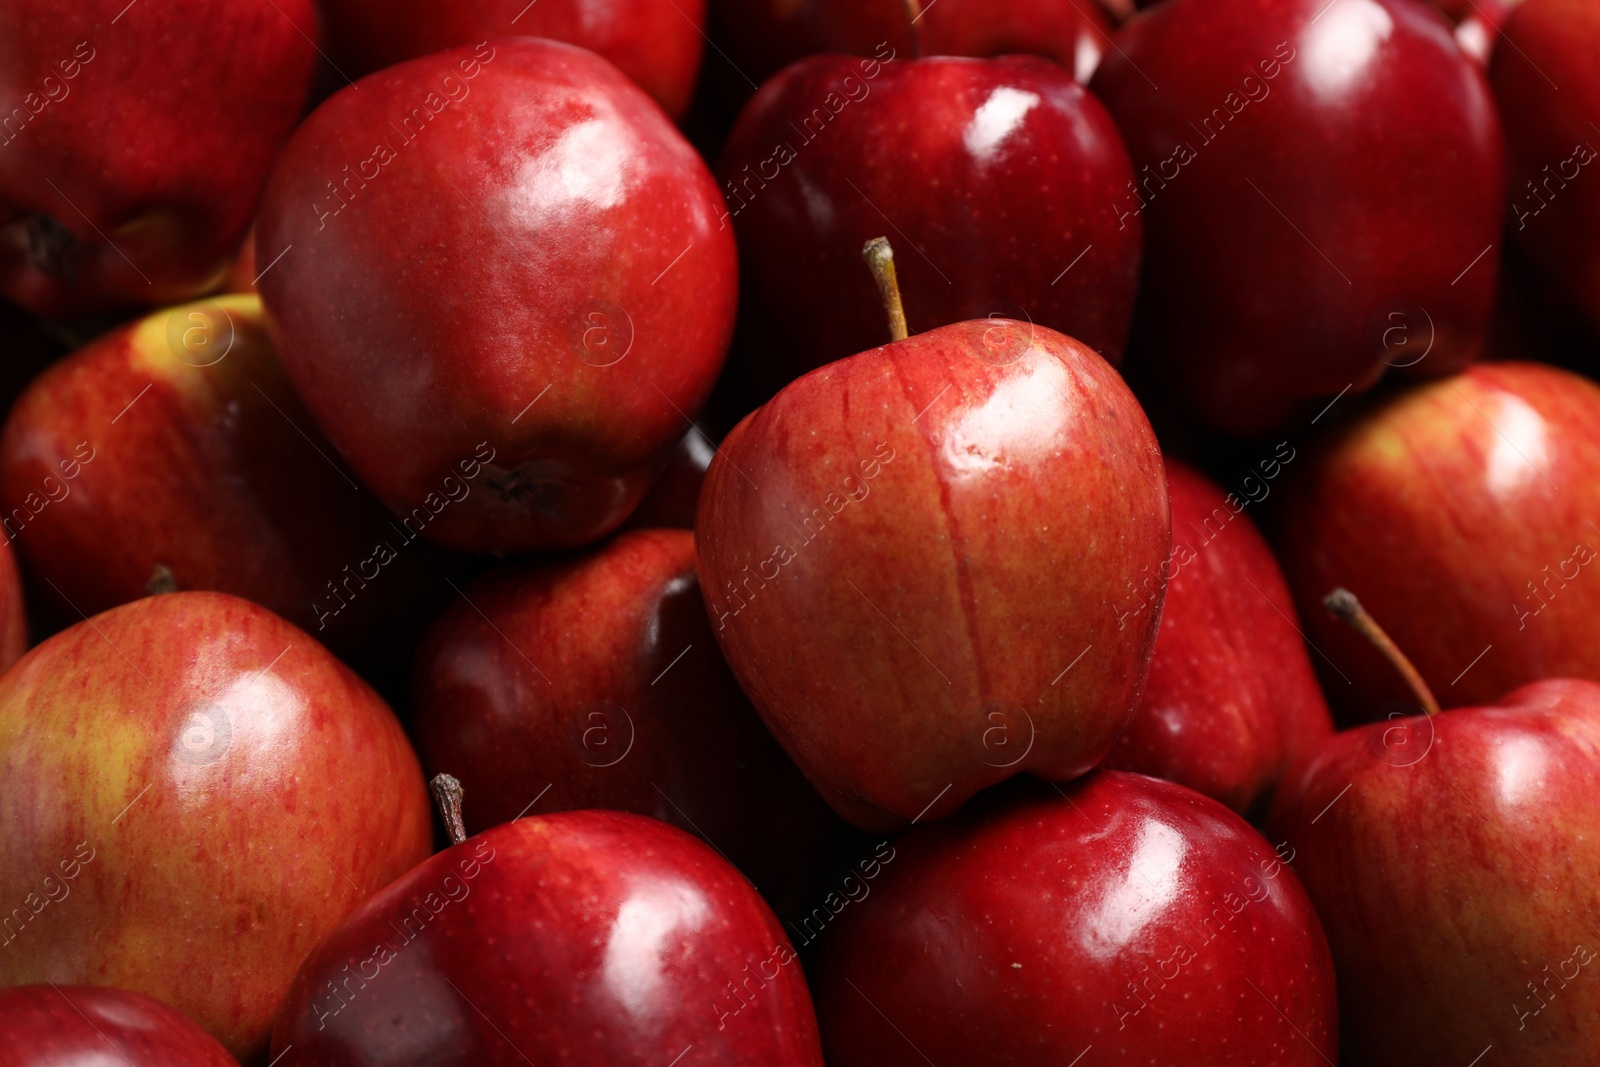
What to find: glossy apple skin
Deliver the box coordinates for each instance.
[0,0,317,317]
[720,54,1140,397]
[1103,460,1332,813]
[709,0,1112,89]
[0,985,239,1067]
[815,773,1337,1065]
[1270,679,1600,1065]
[1277,362,1600,717]
[0,294,445,662]
[1091,0,1505,433]
[1491,0,1600,331]
[411,529,835,907]
[0,592,432,1061]
[271,811,825,1066]
[257,40,738,553]
[320,0,705,118]
[696,319,1168,831]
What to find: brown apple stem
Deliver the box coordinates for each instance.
[862,236,910,343]
[1321,588,1441,716]
[429,773,468,846]
[902,0,924,56]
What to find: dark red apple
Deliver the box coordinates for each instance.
[1271,592,1600,1065]
[1102,459,1332,814]
[0,592,431,1060]
[319,0,706,119]
[696,243,1168,830]
[815,772,1337,1065]
[0,985,238,1066]
[0,293,446,662]
[1091,0,1505,433]
[257,39,738,553]
[411,528,835,907]
[720,51,1140,397]
[1491,0,1600,331]
[271,806,825,1065]
[0,0,318,316]
[624,427,715,530]
[1276,362,1600,715]
[709,0,1114,90]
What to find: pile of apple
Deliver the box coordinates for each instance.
[3,0,1600,1063]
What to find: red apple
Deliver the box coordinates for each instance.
[1102,459,1332,813]
[271,804,825,1065]
[0,591,431,1060]
[256,40,738,553]
[0,0,318,316]
[319,0,706,119]
[1491,0,1600,332]
[1276,362,1600,715]
[719,51,1140,397]
[0,985,238,1066]
[1270,592,1600,1065]
[815,772,1338,1065]
[0,293,448,663]
[411,528,836,909]
[1091,0,1505,433]
[709,0,1114,90]
[696,242,1168,830]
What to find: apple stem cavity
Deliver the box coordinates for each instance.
[429,772,469,845]
[1321,587,1442,716]
[862,236,910,343]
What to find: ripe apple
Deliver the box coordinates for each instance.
[1271,590,1600,1066]
[814,772,1338,1065]
[708,0,1113,90]
[1275,361,1600,715]
[0,591,431,1060]
[0,985,238,1066]
[0,293,449,664]
[1091,0,1505,433]
[411,528,836,910]
[695,240,1168,830]
[271,803,825,1065]
[256,39,738,553]
[319,0,706,119]
[1102,459,1332,814]
[0,0,318,316]
[1491,0,1600,332]
[719,51,1140,397]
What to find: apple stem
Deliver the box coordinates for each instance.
[1321,588,1441,716]
[429,773,469,846]
[862,237,910,343]
[902,0,924,56]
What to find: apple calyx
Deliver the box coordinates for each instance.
[1321,587,1441,716]
[20,211,79,281]
[146,565,178,595]
[429,772,469,845]
[862,236,910,343]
